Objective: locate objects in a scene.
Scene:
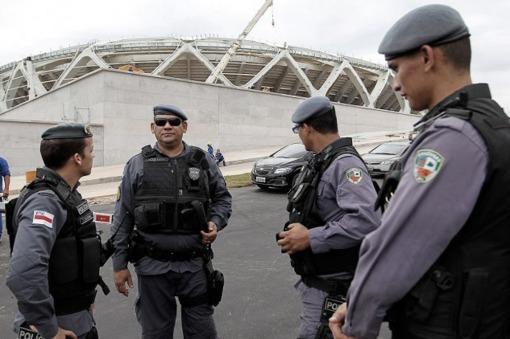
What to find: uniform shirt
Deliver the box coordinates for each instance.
[0,156,10,191]
[112,142,232,275]
[342,116,488,338]
[6,174,93,339]
[309,153,381,255]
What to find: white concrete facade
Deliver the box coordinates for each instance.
[0,69,418,175]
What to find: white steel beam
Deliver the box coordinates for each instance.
[282,51,317,96]
[152,43,233,86]
[317,60,348,96]
[242,50,285,89]
[368,70,390,108]
[24,59,47,99]
[342,63,370,106]
[54,46,109,88]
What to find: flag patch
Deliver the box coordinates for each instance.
[33,210,54,228]
[414,149,444,183]
[346,168,363,184]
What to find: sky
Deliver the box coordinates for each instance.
[1,0,509,110]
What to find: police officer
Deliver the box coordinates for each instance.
[329,5,510,339]
[6,123,102,339]
[111,105,232,339]
[277,96,380,339]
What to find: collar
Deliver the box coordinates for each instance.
[414,83,491,129]
[154,142,189,158]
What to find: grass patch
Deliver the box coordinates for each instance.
[225,173,253,188]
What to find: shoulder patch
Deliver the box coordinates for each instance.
[414,149,444,183]
[33,210,55,228]
[345,167,363,184]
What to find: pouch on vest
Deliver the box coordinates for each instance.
[80,237,101,284]
[50,237,79,284]
[205,259,224,306]
[134,202,165,231]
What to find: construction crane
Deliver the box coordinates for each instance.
[206,0,273,84]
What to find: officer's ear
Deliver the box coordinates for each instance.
[150,121,156,135]
[182,120,188,134]
[420,45,436,72]
[72,152,82,166]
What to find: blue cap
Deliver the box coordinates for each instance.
[41,123,93,140]
[153,104,188,121]
[292,96,335,124]
[378,4,470,61]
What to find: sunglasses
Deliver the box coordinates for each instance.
[292,124,302,134]
[154,118,182,127]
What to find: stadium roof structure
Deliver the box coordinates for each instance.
[0,37,409,113]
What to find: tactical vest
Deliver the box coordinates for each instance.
[133,145,210,234]
[286,138,365,277]
[9,168,101,316]
[388,94,510,338]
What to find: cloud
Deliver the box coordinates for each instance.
[1,0,509,108]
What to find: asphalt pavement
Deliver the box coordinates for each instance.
[0,186,391,339]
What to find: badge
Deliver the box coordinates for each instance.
[414,149,444,183]
[33,210,54,228]
[345,168,363,184]
[18,327,44,339]
[189,167,200,181]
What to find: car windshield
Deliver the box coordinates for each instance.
[272,144,308,158]
[370,143,407,155]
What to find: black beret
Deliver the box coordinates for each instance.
[292,96,335,124]
[378,4,470,61]
[153,104,188,121]
[41,123,93,140]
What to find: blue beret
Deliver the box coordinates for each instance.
[292,96,335,124]
[41,123,93,140]
[153,104,188,121]
[378,4,470,60]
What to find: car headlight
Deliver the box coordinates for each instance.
[274,167,293,175]
[380,160,393,165]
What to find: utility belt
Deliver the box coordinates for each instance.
[127,231,207,262]
[134,200,208,234]
[301,275,351,295]
[289,247,359,276]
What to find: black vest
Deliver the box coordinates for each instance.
[286,138,365,276]
[133,145,211,234]
[11,168,100,316]
[390,85,510,339]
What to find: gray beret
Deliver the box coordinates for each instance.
[153,104,188,121]
[378,4,470,60]
[292,96,335,124]
[41,123,93,140]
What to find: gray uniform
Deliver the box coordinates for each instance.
[112,142,232,339]
[342,116,487,338]
[296,153,381,339]
[6,182,95,339]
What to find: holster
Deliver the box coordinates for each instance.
[315,294,346,339]
[204,257,224,307]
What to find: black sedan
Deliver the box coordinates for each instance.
[362,141,409,177]
[251,143,312,190]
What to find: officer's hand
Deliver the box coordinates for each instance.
[114,269,134,297]
[329,303,355,339]
[276,223,310,254]
[52,327,78,339]
[2,189,8,199]
[201,222,218,245]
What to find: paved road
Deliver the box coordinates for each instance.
[0,186,391,338]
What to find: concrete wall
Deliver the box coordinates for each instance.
[0,119,104,175]
[0,69,418,175]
